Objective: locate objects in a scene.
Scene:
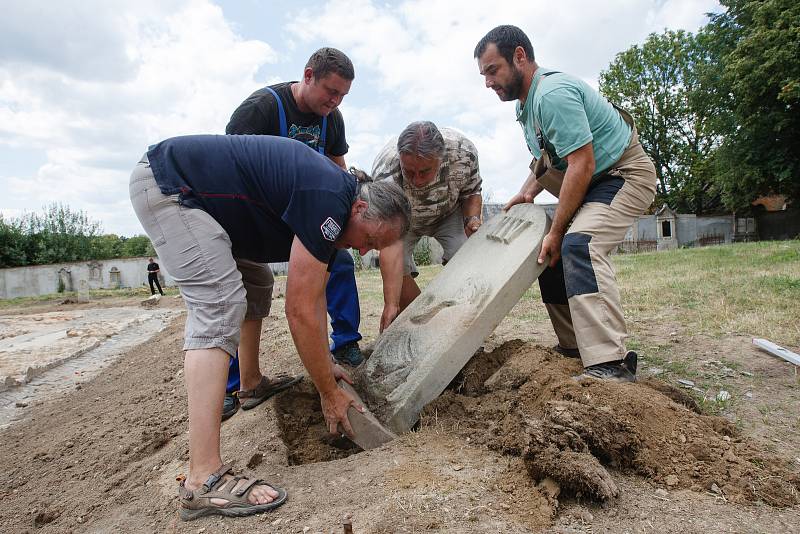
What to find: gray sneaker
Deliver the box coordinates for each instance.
[575,351,638,383]
[332,342,364,367]
[221,393,239,421]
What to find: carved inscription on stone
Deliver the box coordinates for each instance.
[487,215,532,244]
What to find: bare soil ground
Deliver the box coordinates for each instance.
[0,257,798,533]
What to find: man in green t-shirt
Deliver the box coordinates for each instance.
[474,25,658,382]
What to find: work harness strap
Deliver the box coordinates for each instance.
[264,86,327,155]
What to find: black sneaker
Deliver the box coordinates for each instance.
[623,350,638,375]
[575,351,638,383]
[332,342,364,367]
[221,393,239,421]
[553,344,581,359]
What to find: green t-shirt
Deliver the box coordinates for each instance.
[516,68,631,176]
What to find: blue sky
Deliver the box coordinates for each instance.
[0,0,720,236]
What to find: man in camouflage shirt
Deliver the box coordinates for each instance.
[371,121,483,330]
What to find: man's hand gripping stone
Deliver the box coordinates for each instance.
[320,362,364,438]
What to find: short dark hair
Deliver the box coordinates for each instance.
[474,25,534,64]
[306,47,355,81]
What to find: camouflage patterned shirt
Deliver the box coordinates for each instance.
[371,127,482,232]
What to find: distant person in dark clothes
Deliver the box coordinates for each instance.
[146,257,164,295]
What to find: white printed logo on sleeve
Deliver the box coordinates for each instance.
[320,217,342,241]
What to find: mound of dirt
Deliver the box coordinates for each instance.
[422,340,800,507]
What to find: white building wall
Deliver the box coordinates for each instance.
[0,257,177,299]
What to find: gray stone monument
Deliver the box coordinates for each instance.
[108,267,121,289]
[77,279,90,303]
[357,203,549,435]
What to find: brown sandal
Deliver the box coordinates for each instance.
[238,374,303,410]
[178,464,287,521]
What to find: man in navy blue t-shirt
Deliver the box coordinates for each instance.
[130,134,411,520]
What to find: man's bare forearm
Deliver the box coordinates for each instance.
[379,240,404,307]
[505,169,544,210]
[522,169,545,199]
[285,238,338,396]
[286,297,337,395]
[460,193,482,218]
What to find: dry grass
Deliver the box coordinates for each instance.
[614,241,800,346]
[0,285,179,310]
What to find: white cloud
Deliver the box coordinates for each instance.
[1,0,276,234]
[287,0,720,206]
[1,0,721,236]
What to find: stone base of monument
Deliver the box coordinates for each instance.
[338,380,397,450]
[355,203,549,436]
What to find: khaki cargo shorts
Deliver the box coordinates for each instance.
[129,155,273,357]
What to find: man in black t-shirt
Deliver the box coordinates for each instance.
[222,48,364,421]
[146,257,164,295]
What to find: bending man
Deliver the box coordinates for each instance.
[130,134,410,520]
[372,121,483,330]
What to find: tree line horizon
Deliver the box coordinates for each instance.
[1,0,796,269]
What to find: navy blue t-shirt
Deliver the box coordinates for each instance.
[147,134,356,264]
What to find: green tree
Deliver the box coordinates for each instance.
[600,30,721,213]
[120,235,155,257]
[91,234,125,259]
[13,203,102,265]
[705,0,800,209]
[0,215,28,268]
[0,205,154,267]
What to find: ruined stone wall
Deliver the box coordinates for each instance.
[0,257,176,299]
[696,215,735,243]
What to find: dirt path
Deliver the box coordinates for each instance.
[0,291,798,533]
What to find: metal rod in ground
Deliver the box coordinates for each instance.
[753,338,800,366]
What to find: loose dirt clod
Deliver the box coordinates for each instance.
[423,341,800,506]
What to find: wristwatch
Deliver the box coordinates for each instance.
[463,215,481,228]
